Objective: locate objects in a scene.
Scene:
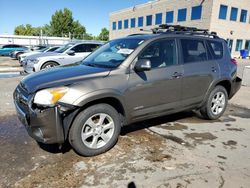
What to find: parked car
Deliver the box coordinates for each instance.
[22,41,103,73]
[10,50,29,60]
[0,44,28,56]
[19,46,61,64]
[14,25,241,156]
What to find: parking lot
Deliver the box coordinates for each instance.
[0,57,250,187]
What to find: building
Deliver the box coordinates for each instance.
[109,0,250,57]
[0,34,70,46]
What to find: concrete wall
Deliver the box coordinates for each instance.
[210,0,250,57]
[109,0,250,57]
[109,0,213,40]
[0,35,70,46]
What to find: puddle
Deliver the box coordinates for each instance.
[185,132,217,142]
[0,72,21,78]
[222,140,237,146]
[160,123,188,131]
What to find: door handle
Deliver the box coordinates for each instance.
[172,72,183,79]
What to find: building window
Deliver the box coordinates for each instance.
[245,40,250,50]
[219,5,228,20]
[230,7,238,21]
[131,18,136,28]
[112,22,116,30]
[166,11,174,23]
[178,8,187,22]
[155,13,162,25]
[124,19,129,29]
[138,16,144,27]
[146,15,152,26]
[118,20,122,30]
[240,9,248,23]
[191,5,202,20]
[235,39,243,51]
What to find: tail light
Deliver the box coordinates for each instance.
[231,58,238,65]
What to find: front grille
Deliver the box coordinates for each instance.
[14,84,30,114]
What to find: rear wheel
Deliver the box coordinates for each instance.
[200,86,228,120]
[16,52,23,60]
[41,61,59,70]
[69,104,121,156]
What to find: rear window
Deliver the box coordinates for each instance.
[207,41,223,59]
[181,39,208,63]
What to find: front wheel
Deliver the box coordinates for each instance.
[41,61,59,70]
[200,86,228,120]
[69,104,121,156]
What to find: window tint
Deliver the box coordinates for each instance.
[155,13,162,25]
[138,17,144,27]
[235,40,243,51]
[146,15,152,26]
[87,44,101,52]
[112,22,116,30]
[191,5,202,20]
[72,44,86,53]
[207,41,223,59]
[240,9,247,22]
[47,47,59,52]
[178,8,187,22]
[118,21,122,30]
[139,40,176,69]
[124,19,129,29]
[166,11,174,23]
[131,18,136,28]
[219,5,228,20]
[230,7,238,21]
[181,39,208,63]
[3,45,13,48]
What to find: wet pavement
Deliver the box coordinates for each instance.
[0,59,250,187]
[1,102,250,187]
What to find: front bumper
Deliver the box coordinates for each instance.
[14,86,66,144]
[23,62,35,74]
[229,77,242,99]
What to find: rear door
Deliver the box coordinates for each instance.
[125,39,183,121]
[180,38,219,107]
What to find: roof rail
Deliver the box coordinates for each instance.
[149,24,219,39]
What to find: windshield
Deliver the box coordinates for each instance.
[82,38,144,68]
[39,47,50,52]
[55,43,74,53]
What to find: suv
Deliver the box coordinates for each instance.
[22,41,103,73]
[14,25,241,156]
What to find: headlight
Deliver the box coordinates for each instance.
[27,58,39,64]
[33,87,69,106]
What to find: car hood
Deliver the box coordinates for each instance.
[25,52,60,60]
[21,64,111,93]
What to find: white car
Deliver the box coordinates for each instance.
[19,46,60,64]
[23,41,103,73]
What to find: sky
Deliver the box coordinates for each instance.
[0,0,149,36]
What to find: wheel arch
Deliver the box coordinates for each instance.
[63,92,128,140]
[40,60,60,70]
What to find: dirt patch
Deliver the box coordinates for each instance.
[217,155,227,160]
[226,128,245,132]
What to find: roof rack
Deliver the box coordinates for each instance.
[141,24,219,39]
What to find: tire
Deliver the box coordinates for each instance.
[41,61,59,70]
[16,52,23,60]
[69,104,121,156]
[200,86,228,120]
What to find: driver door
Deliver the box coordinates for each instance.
[125,39,183,121]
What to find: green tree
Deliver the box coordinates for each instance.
[14,24,36,36]
[50,8,86,38]
[97,28,109,41]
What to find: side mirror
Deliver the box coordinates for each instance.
[134,59,151,72]
[67,50,75,56]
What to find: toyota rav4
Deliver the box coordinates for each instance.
[14,25,241,156]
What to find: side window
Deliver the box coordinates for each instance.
[87,44,100,52]
[72,44,86,53]
[139,40,176,69]
[3,45,12,48]
[181,39,208,63]
[207,41,223,59]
